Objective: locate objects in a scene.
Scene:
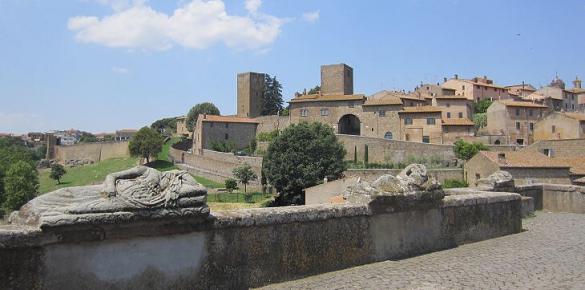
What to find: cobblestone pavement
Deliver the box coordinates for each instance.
[259,212,585,290]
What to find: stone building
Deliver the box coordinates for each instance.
[441,75,510,101]
[414,83,456,98]
[523,77,579,112]
[398,106,443,144]
[115,129,137,142]
[506,83,536,98]
[484,100,548,145]
[567,77,585,112]
[193,114,259,155]
[175,116,190,138]
[237,72,265,118]
[523,138,585,159]
[533,112,585,141]
[464,151,571,186]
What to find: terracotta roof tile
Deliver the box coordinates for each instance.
[442,118,475,126]
[480,151,569,168]
[289,94,365,103]
[200,115,259,124]
[551,157,585,175]
[498,100,548,108]
[398,106,442,114]
[364,91,404,106]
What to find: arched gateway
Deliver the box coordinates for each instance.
[338,114,361,135]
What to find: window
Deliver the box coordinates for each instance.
[427,118,435,125]
[224,133,229,140]
[515,108,520,116]
[210,123,214,128]
[462,85,465,90]
[384,132,393,140]
[516,122,520,130]
[300,109,308,117]
[458,112,463,118]
[543,149,553,157]
[405,117,413,125]
[444,126,449,133]
[552,125,556,133]
[572,104,575,110]
[378,110,386,117]
[529,109,533,117]
[517,139,524,145]
[447,112,451,118]
[529,123,534,131]
[422,136,430,143]
[225,123,229,128]
[320,108,329,116]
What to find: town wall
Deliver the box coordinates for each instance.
[0,191,521,289]
[515,184,585,214]
[53,141,130,163]
[336,134,456,164]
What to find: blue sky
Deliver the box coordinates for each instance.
[1,0,584,134]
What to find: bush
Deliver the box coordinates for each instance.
[262,122,346,205]
[256,130,280,142]
[453,140,488,160]
[3,161,38,211]
[474,113,487,129]
[244,192,254,203]
[224,178,238,193]
[474,99,492,114]
[210,140,236,153]
[442,179,469,189]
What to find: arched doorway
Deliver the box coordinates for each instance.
[384,131,393,140]
[338,114,361,135]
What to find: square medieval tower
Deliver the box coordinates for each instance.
[321,64,353,95]
[237,72,265,118]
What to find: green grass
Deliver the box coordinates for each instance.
[208,191,270,203]
[193,175,224,188]
[39,157,139,193]
[158,137,181,160]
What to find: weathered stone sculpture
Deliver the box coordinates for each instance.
[343,164,445,206]
[476,170,515,192]
[9,166,209,229]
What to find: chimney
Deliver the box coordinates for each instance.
[203,114,207,119]
[498,153,506,162]
[454,74,459,80]
[443,77,448,83]
[483,75,487,80]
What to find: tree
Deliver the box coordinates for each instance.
[307,85,320,94]
[0,137,37,206]
[262,122,347,205]
[232,163,257,194]
[453,139,488,160]
[186,102,220,132]
[49,164,66,184]
[151,117,178,136]
[261,74,284,116]
[225,178,238,193]
[129,127,164,163]
[79,132,97,143]
[3,161,38,211]
[473,113,487,129]
[474,99,493,114]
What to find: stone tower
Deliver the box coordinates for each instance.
[573,77,582,89]
[321,64,353,95]
[237,72,265,118]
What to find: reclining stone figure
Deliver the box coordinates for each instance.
[343,164,445,206]
[9,166,209,229]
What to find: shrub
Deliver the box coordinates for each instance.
[474,99,493,114]
[256,130,280,142]
[453,140,488,160]
[224,178,238,193]
[210,140,236,153]
[244,192,254,203]
[3,161,38,211]
[49,164,67,184]
[442,179,469,189]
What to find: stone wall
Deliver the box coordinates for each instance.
[523,138,585,158]
[169,147,262,184]
[513,184,585,214]
[254,115,291,134]
[345,168,464,183]
[53,141,130,163]
[0,191,521,289]
[336,134,456,164]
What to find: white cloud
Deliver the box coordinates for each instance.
[302,10,319,23]
[245,0,262,14]
[112,66,129,74]
[68,0,283,51]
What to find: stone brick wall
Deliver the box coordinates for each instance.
[0,191,521,289]
[254,115,291,134]
[345,168,464,183]
[53,141,130,162]
[336,134,455,164]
